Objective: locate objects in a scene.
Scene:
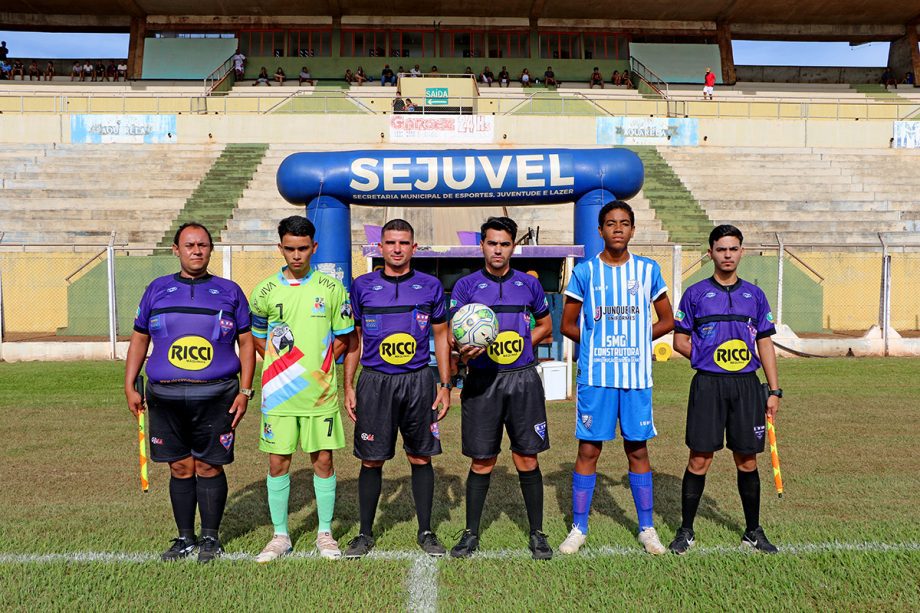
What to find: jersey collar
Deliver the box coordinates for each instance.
[482,268,514,283]
[278,266,312,286]
[708,276,743,292]
[173,272,213,284]
[379,269,415,283]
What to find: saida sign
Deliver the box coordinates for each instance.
[425,87,449,105]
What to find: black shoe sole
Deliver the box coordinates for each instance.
[530,550,553,560]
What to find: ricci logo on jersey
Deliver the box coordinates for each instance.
[380,333,417,365]
[168,335,213,370]
[487,331,524,364]
[713,339,751,371]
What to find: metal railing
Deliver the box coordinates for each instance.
[203,56,235,96]
[630,56,670,99]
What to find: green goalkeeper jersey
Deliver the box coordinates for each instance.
[250,267,354,416]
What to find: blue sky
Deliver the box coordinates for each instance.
[0,31,895,67]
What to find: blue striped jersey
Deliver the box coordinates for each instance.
[564,254,667,389]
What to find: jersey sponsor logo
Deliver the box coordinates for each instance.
[318,275,338,290]
[477,282,489,289]
[262,423,274,440]
[341,300,353,319]
[487,330,524,364]
[412,284,423,290]
[372,285,384,291]
[766,311,774,323]
[219,432,234,450]
[209,288,220,295]
[168,336,214,370]
[534,421,547,441]
[313,297,326,315]
[416,312,430,328]
[699,322,716,339]
[742,292,752,299]
[713,339,751,371]
[593,335,641,359]
[594,305,639,321]
[430,421,440,440]
[514,280,524,286]
[270,324,296,355]
[364,315,380,331]
[219,317,234,338]
[379,332,417,365]
[259,281,277,297]
[166,287,178,293]
[705,291,716,298]
[149,315,163,332]
[675,310,685,321]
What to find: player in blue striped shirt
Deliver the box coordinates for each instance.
[559,201,674,555]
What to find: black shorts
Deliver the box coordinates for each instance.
[353,367,442,461]
[146,379,239,465]
[460,364,549,459]
[686,371,766,455]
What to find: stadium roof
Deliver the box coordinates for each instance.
[2,0,918,26]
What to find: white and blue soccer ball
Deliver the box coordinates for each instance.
[451,303,498,349]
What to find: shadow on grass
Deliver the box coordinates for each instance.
[221,464,464,548]
[545,462,742,535]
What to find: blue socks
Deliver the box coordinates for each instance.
[629,471,655,531]
[571,472,597,533]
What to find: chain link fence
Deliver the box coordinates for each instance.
[1,243,918,357]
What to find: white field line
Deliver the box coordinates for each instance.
[0,540,918,565]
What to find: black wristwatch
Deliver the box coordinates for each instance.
[438,382,453,390]
[768,388,783,398]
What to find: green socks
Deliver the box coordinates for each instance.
[314,473,337,534]
[266,474,291,536]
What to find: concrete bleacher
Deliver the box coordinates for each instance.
[221,144,670,246]
[657,147,920,246]
[0,144,220,247]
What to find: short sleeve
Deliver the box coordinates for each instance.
[331,281,355,336]
[755,289,777,339]
[674,290,694,336]
[650,262,667,301]
[232,283,252,334]
[530,278,550,320]
[249,283,269,339]
[349,283,363,326]
[430,281,447,324]
[564,264,586,302]
[133,282,154,334]
[449,278,470,317]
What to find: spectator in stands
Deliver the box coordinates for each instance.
[299,66,315,86]
[117,60,128,81]
[881,68,898,88]
[622,69,634,88]
[703,66,716,100]
[411,64,421,77]
[590,66,604,89]
[520,67,532,87]
[274,67,286,85]
[0,60,10,80]
[480,66,494,86]
[497,66,510,87]
[345,68,357,84]
[611,70,621,85]
[82,61,93,82]
[252,67,271,86]
[231,49,246,80]
[381,64,396,86]
[0,41,8,62]
[44,60,55,81]
[95,61,107,82]
[71,61,81,81]
[107,61,117,81]
[397,65,405,77]
[355,66,368,85]
[405,98,415,112]
[904,71,915,86]
[544,66,560,88]
[464,66,474,77]
[28,60,41,81]
[430,65,440,75]
[11,59,24,80]
[392,96,405,112]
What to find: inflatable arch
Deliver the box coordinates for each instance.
[276,148,644,286]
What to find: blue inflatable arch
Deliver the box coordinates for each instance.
[276,148,644,285]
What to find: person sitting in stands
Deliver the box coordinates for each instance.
[274,67,286,85]
[71,61,82,81]
[612,70,622,86]
[381,64,395,86]
[252,67,271,86]
[465,66,473,76]
[405,98,415,112]
[429,65,440,75]
[117,61,128,81]
[622,69,634,88]
[0,61,11,80]
[590,67,604,88]
[299,66,315,86]
[44,61,55,81]
[82,61,93,82]
[904,71,915,86]
[392,96,406,112]
[355,66,368,85]
[107,61,117,81]
[11,59,24,80]
[345,68,356,84]
[95,61,107,82]
[28,60,41,81]
[497,66,510,87]
[520,67,532,87]
[881,68,898,88]
[411,64,421,77]
[544,66,559,87]
[480,66,494,86]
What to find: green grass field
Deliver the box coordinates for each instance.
[1,358,919,611]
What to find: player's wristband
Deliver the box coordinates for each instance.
[438,382,452,390]
[768,388,783,398]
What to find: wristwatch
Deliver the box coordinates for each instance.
[438,382,453,390]
[768,388,783,398]
[239,388,254,399]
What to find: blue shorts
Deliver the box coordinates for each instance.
[576,384,656,442]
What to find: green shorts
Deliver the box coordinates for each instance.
[259,410,346,455]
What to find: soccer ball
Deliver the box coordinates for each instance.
[451,303,498,348]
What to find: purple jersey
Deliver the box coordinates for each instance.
[450,269,550,371]
[351,269,447,374]
[675,277,775,375]
[134,273,251,383]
